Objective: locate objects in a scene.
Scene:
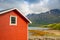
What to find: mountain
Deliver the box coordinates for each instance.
[27,9,60,26]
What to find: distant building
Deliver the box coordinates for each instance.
[0,8,31,40]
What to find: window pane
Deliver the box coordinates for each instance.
[11,17,16,24]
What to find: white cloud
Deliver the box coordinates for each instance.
[0,0,60,15]
[0,0,30,15]
[18,2,31,15]
[26,0,60,14]
[28,0,49,13]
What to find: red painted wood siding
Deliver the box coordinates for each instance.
[0,10,28,40]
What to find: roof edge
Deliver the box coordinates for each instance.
[0,8,32,23]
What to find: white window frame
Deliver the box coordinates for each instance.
[10,16,17,25]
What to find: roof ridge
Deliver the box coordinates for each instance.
[0,8,32,23]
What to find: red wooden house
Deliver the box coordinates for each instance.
[0,8,31,40]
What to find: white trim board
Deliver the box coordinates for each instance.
[10,16,17,25]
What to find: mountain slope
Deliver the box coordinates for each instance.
[27,9,60,26]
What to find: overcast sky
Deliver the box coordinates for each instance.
[0,0,60,15]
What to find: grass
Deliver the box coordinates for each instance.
[29,30,60,37]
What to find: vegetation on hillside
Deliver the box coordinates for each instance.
[42,23,60,30]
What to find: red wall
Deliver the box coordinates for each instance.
[0,11,28,40]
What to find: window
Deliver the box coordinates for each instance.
[10,16,17,25]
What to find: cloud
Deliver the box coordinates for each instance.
[0,0,60,15]
[27,0,50,13]
[0,0,30,15]
[17,2,31,15]
[46,0,60,9]
[0,0,33,15]
[25,0,60,13]
[0,0,24,8]
[24,0,41,4]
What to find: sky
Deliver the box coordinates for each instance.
[0,0,60,15]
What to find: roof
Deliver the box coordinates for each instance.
[0,8,32,23]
